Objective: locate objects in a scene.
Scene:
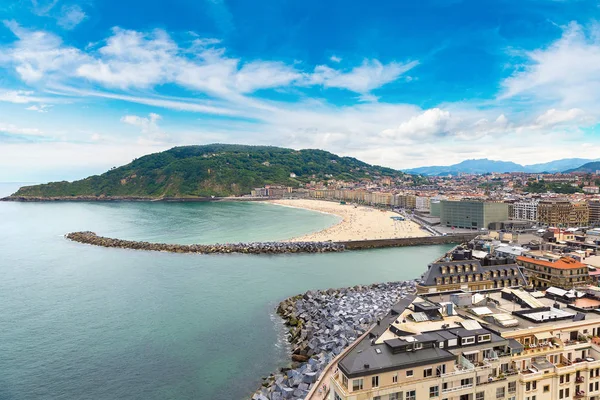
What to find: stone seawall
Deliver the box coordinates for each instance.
[65,231,345,255]
[252,281,416,400]
[339,233,478,249]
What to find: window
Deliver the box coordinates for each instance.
[439,342,444,348]
[559,389,564,399]
[393,374,398,383]
[342,374,348,388]
[374,397,381,400]
[430,385,439,398]
[509,382,516,393]
[424,368,433,378]
[390,393,402,400]
[461,378,473,386]
[414,343,423,350]
[334,392,342,400]
[478,334,491,342]
[372,376,379,388]
[407,370,414,377]
[476,392,485,400]
[496,387,506,399]
[407,390,416,400]
[462,337,475,345]
[352,379,363,391]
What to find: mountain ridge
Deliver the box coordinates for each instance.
[6,144,405,199]
[404,158,599,176]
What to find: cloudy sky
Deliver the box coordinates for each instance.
[1,0,600,181]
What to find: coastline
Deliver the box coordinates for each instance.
[253,281,417,400]
[267,199,431,242]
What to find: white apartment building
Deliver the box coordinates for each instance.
[511,200,539,222]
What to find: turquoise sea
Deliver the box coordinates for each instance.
[0,183,452,400]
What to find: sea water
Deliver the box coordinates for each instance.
[0,183,452,400]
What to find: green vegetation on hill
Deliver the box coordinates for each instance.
[525,180,582,194]
[12,144,404,198]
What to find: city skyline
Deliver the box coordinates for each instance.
[1,0,600,181]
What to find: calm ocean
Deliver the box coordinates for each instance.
[0,183,452,400]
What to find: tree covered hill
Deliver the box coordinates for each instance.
[10,144,404,198]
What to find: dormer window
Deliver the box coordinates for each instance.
[462,336,475,345]
[478,334,491,342]
[414,343,423,350]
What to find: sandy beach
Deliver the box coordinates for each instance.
[268,199,430,242]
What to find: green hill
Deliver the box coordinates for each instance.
[564,161,600,174]
[9,144,404,199]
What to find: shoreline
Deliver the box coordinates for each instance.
[253,281,417,400]
[267,199,431,242]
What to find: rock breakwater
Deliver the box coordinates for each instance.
[252,280,416,400]
[65,231,345,255]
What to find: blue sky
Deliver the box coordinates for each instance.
[1,0,600,181]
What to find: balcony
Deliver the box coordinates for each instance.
[442,383,474,394]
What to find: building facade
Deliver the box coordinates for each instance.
[511,200,539,222]
[537,200,589,227]
[516,255,591,289]
[439,201,509,230]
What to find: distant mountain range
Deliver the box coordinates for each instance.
[404,158,600,176]
[565,161,600,174]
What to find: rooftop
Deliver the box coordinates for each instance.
[517,255,587,270]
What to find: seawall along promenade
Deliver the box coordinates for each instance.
[65,231,345,254]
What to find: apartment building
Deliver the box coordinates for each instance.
[589,201,600,224]
[537,200,589,227]
[439,201,509,230]
[516,254,591,289]
[417,249,527,294]
[330,288,600,400]
[416,196,431,211]
[511,200,539,222]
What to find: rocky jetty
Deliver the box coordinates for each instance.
[65,231,345,255]
[253,281,416,400]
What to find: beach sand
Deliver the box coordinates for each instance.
[268,199,431,242]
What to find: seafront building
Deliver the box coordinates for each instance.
[330,285,600,400]
[516,253,591,289]
[439,201,509,230]
[417,247,528,294]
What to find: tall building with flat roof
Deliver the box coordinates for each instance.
[511,200,539,222]
[439,200,509,230]
[537,200,589,227]
[589,200,600,224]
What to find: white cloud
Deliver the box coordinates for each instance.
[1,25,414,99]
[309,59,418,94]
[330,55,342,63]
[30,0,59,16]
[121,112,169,144]
[25,104,52,112]
[501,22,600,107]
[0,122,45,136]
[0,89,47,103]
[381,108,454,140]
[534,108,585,127]
[0,21,88,83]
[57,5,87,30]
